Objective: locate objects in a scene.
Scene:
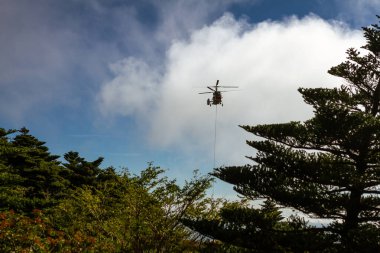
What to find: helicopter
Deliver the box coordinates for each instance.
[199,80,238,106]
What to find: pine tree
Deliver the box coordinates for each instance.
[0,128,29,211]
[0,128,69,211]
[62,151,103,188]
[187,17,380,252]
[184,199,290,252]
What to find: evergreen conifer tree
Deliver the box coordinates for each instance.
[62,151,103,188]
[186,17,380,252]
[0,128,29,211]
[0,128,69,211]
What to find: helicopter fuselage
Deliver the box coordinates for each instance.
[207,91,222,106]
[200,80,237,107]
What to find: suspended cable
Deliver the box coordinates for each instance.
[213,104,218,169]
[210,104,218,198]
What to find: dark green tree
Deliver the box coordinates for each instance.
[62,151,103,188]
[0,128,69,211]
[187,17,380,252]
[0,128,29,211]
[184,200,288,252]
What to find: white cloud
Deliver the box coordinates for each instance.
[0,0,249,124]
[98,14,365,168]
[152,0,251,45]
[334,0,380,27]
[98,58,160,117]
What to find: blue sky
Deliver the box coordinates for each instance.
[1,0,379,196]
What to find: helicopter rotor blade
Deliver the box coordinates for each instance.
[218,86,239,88]
[199,92,213,94]
[219,90,240,93]
[216,80,219,86]
[207,86,215,91]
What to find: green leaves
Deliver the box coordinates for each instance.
[0,128,217,251]
[49,165,214,252]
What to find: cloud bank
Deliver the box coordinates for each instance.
[99,14,364,167]
[0,0,246,125]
